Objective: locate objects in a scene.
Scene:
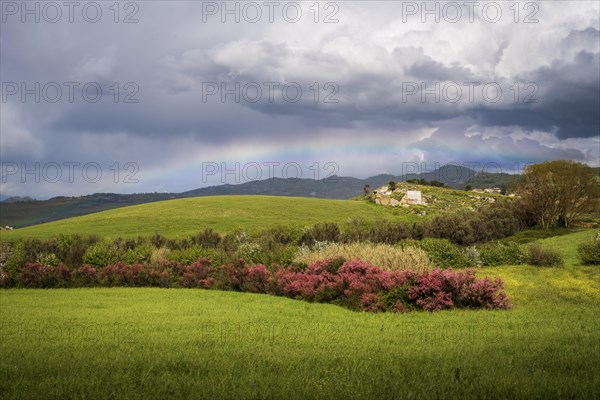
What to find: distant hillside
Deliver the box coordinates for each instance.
[0,164,513,229]
[465,172,518,190]
[0,193,181,228]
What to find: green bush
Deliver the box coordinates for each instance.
[122,243,155,265]
[167,246,226,265]
[577,234,600,265]
[405,238,474,268]
[82,242,121,269]
[191,228,222,248]
[0,242,14,287]
[258,226,300,245]
[300,223,341,245]
[478,241,527,266]
[35,253,62,267]
[5,242,26,279]
[254,243,298,266]
[54,234,99,268]
[527,244,563,267]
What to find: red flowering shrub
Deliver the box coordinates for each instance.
[407,268,511,311]
[407,269,455,311]
[359,293,385,312]
[454,274,512,310]
[19,262,71,288]
[212,259,249,291]
[275,260,340,302]
[99,262,129,286]
[72,264,98,287]
[336,259,401,308]
[178,257,213,288]
[148,267,173,288]
[243,264,273,293]
[5,252,511,313]
[98,262,152,287]
[272,259,511,313]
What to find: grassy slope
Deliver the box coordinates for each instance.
[1,230,599,399]
[1,190,506,240]
[0,196,397,240]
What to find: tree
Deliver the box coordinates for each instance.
[515,161,599,228]
[500,183,507,195]
[465,184,472,191]
[388,181,396,191]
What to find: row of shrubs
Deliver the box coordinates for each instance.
[0,233,573,281]
[296,239,565,269]
[302,200,531,246]
[0,257,512,313]
[0,201,532,268]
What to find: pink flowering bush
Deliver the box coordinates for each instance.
[72,264,98,287]
[178,257,214,288]
[275,259,341,302]
[4,254,511,313]
[99,262,149,287]
[359,293,386,312]
[243,264,273,293]
[406,268,511,311]
[19,262,71,288]
[274,259,511,312]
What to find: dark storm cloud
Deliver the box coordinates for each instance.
[472,48,600,139]
[1,1,599,197]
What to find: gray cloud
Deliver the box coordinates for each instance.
[1,1,598,198]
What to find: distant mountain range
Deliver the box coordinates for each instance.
[0,164,519,228]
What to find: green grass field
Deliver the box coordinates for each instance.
[0,196,406,240]
[1,230,599,399]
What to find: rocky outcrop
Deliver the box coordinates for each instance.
[373,186,427,207]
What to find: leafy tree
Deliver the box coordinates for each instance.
[465,184,472,191]
[515,161,599,228]
[388,181,396,191]
[500,183,507,195]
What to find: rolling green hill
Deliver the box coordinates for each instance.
[0,187,509,240]
[0,165,482,229]
[0,196,394,240]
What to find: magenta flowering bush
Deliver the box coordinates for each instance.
[275,261,339,302]
[72,264,98,287]
[19,262,71,288]
[178,257,214,288]
[406,268,512,311]
[275,259,511,312]
[6,255,511,313]
[243,264,273,293]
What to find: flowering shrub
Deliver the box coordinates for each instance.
[19,263,71,288]
[275,260,340,302]
[178,258,214,288]
[274,259,511,312]
[72,265,98,287]
[1,253,511,313]
[359,293,386,313]
[406,268,512,311]
[242,264,273,293]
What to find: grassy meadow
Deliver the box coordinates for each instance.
[1,229,599,399]
[0,189,508,241]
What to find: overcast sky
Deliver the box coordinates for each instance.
[1,0,599,198]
